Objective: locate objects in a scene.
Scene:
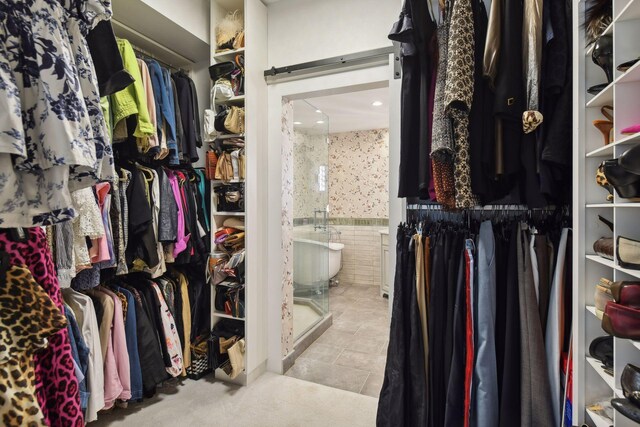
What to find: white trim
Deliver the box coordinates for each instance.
[266,62,401,373]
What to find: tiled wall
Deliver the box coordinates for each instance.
[332,225,386,288]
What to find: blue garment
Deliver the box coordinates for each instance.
[115,286,144,401]
[162,68,180,165]
[145,60,177,164]
[471,221,498,427]
[65,305,90,412]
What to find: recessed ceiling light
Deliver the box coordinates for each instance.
[372,101,383,107]
[294,121,302,125]
[315,109,322,113]
[316,120,325,124]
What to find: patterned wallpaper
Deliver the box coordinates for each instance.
[328,129,389,219]
[281,100,294,358]
[293,128,389,220]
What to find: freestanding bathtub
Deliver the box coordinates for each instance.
[293,237,344,287]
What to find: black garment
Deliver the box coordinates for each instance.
[171,81,186,162]
[86,20,134,97]
[185,267,211,342]
[377,227,427,427]
[130,280,172,368]
[494,0,524,179]
[390,0,436,198]
[428,232,446,427]
[444,244,467,426]
[123,284,167,397]
[156,167,178,243]
[124,166,158,268]
[469,0,501,204]
[173,73,200,162]
[87,293,104,332]
[535,235,551,332]
[443,231,462,382]
[498,223,521,426]
[187,77,203,148]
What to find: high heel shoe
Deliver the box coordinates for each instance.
[593,35,614,83]
[593,105,614,145]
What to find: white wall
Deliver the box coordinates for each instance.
[141,0,210,43]
[267,0,399,67]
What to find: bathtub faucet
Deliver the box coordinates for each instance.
[313,209,327,231]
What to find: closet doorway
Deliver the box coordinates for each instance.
[286,87,391,397]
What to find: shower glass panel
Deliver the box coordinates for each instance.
[292,100,330,341]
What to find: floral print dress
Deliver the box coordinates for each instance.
[0,0,113,227]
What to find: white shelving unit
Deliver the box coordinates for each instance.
[208,0,267,386]
[575,0,640,424]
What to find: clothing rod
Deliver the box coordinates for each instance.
[406,204,563,211]
[111,18,194,68]
[130,44,187,73]
[263,47,395,78]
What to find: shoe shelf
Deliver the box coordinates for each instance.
[576,0,640,424]
[587,408,614,427]
[208,0,268,387]
[587,356,616,391]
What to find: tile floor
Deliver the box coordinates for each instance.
[285,284,390,398]
[92,372,377,426]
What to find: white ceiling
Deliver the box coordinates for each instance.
[293,87,389,134]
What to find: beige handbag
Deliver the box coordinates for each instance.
[239,149,246,180]
[215,152,234,182]
[224,106,245,135]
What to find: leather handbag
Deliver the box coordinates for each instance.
[205,151,218,180]
[618,236,640,269]
[611,281,640,308]
[602,301,640,339]
[215,152,233,182]
[213,184,244,212]
[224,106,245,135]
[215,107,229,132]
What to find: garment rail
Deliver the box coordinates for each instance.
[131,44,189,74]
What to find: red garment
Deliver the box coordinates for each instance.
[463,245,474,427]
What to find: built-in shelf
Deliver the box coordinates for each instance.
[587,305,598,318]
[586,254,616,269]
[212,311,245,321]
[213,47,245,61]
[587,356,616,390]
[587,132,640,157]
[586,203,614,208]
[633,341,640,351]
[586,254,640,279]
[214,133,245,140]
[616,0,640,22]
[587,82,614,108]
[587,409,614,427]
[615,59,640,84]
[211,179,245,184]
[221,95,246,104]
[213,211,246,216]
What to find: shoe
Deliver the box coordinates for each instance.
[589,335,614,369]
[588,82,608,95]
[611,282,640,308]
[612,364,640,423]
[618,58,640,72]
[619,144,640,174]
[602,159,640,198]
[596,164,615,202]
[618,236,640,269]
[593,105,614,145]
[621,124,640,136]
[602,302,640,339]
[593,35,614,83]
[595,278,614,318]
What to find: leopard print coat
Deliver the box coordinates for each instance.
[0,264,67,427]
[0,229,84,426]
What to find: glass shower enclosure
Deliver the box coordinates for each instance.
[292,100,330,341]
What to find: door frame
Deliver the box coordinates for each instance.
[265,56,403,373]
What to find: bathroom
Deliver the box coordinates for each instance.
[285,87,391,397]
